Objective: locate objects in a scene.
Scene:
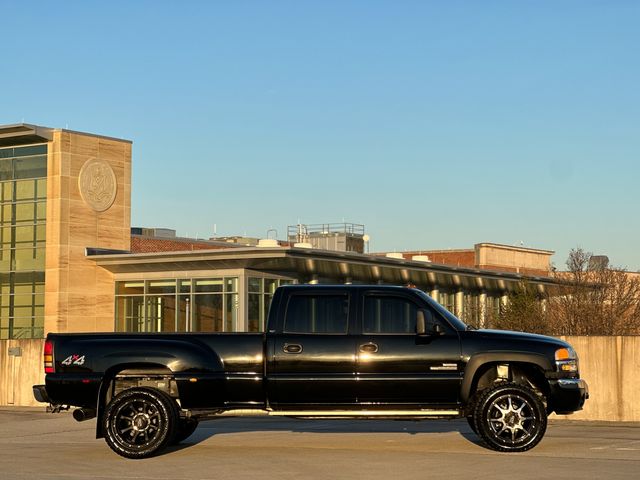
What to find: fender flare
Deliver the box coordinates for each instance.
[460,352,552,403]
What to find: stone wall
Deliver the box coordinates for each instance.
[2,336,639,422]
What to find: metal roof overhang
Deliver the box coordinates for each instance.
[0,124,53,147]
[89,247,557,293]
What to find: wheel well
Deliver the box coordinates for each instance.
[96,364,179,439]
[469,362,550,400]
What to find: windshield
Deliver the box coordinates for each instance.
[414,290,468,332]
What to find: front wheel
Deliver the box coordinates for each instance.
[104,387,179,459]
[472,382,547,452]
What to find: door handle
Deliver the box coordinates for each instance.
[359,343,379,353]
[283,343,303,354]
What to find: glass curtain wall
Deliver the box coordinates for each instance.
[248,277,294,332]
[115,277,238,333]
[0,144,47,339]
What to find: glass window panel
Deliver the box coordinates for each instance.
[284,295,349,334]
[12,294,35,306]
[15,203,35,222]
[179,280,191,294]
[14,156,46,179]
[192,294,223,332]
[36,201,46,220]
[1,226,11,246]
[116,281,144,295]
[265,279,277,295]
[147,280,176,295]
[32,324,44,338]
[146,295,176,332]
[13,316,33,328]
[225,277,238,293]
[0,148,14,159]
[117,296,145,332]
[13,306,33,318]
[194,278,223,293]
[1,204,11,222]
[364,296,418,334]
[15,225,35,244]
[176,295,190,332]
[1,181,12,201]
[264,294,272,329]
[14,145,47,157]
[36,224,46,242]
[248,277,262,293]
[0,160,12,181]
[248,293,260,332]
[36,178,47,199]
[226,293,238,331]
[15,180,35,200]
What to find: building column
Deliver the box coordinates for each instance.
[455,290,464,318]
[430,286,439,303]
[479,291,487,328]
[500,293,509,313]
[238,271,248,332]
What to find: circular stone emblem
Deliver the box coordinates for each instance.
[78,159,118,212]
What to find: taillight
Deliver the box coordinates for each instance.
[44,339,54,373]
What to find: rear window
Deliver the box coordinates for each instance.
[284,294,349,334]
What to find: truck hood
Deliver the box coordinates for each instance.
[470,329,569,349]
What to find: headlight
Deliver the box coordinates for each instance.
[555,347,579,374]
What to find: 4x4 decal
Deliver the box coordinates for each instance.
[61,354,85,366]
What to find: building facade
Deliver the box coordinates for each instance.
[0,123,131,339]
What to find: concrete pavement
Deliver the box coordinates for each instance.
[0,407,638,479]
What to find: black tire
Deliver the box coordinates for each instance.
[466,416,478,434]
[171,418,199,445]
[472,382,547,452]
[103,387,179,459]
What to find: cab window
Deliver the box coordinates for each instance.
[284,294,349,334]
[364,295,418,334]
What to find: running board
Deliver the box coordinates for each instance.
[268,410,461,418]
[203,409,461,419]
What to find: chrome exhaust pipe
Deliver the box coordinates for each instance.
[73,408,96,422]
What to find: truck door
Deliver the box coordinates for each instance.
[267,290,358,407]
[356,291,462,405]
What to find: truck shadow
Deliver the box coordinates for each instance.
[164,417,481,455]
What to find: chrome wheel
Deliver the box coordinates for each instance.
[473,382,547,452]
[486,393,536,445]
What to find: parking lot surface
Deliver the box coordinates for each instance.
[0,407,639,479]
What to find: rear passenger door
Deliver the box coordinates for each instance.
[267,290,358,407]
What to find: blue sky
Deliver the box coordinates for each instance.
[2,1,639,270]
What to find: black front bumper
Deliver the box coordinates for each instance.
[549,378,589,414]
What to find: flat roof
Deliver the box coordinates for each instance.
[0,123,132,147]
[88,246,557,292]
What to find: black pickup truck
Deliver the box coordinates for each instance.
[34,285,588,458]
